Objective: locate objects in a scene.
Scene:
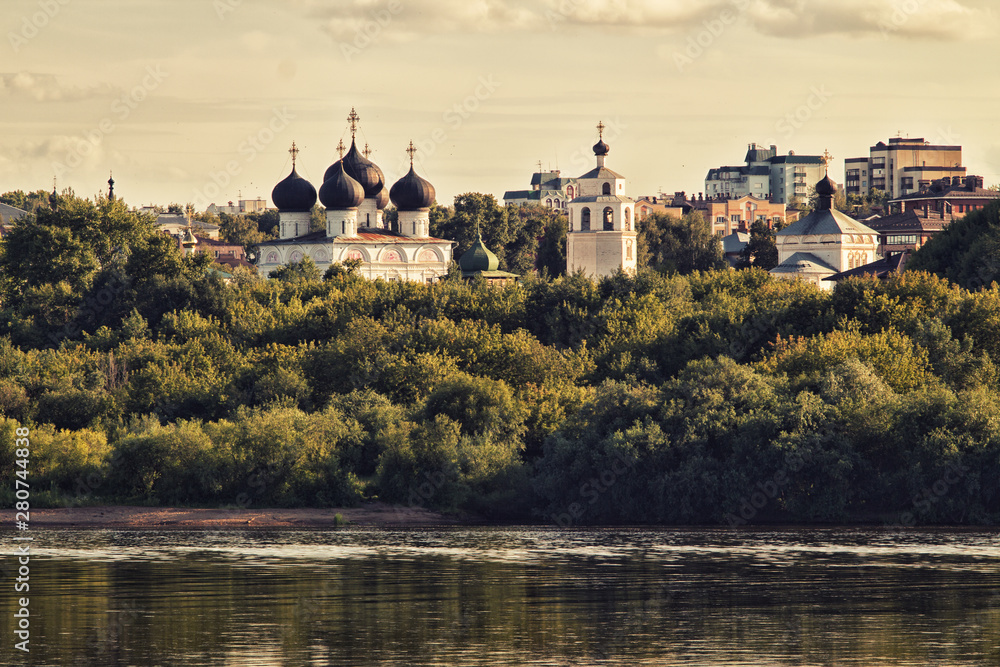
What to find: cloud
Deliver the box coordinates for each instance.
[288,0,994,41]
[743,0,995,40]
[0,72,115,103]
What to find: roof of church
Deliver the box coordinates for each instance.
[458,232,500,273]
[572,194,634,204]
[770,252,838,274]
[261,228,452,246]
[578,166,625,180]
[722,232,749,254]
[777,208,877,237]
[823,251,910,282]
[0,203,27,224]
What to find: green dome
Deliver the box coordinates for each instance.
[459,233,499,273]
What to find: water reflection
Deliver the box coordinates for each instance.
[2,528,998,666]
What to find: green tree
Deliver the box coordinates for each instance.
[737,219,779,270]
[638,211,725,274]
[0,189,51,214]
[219,213,267,254]
[269,257,321,283]
[536,212,568,277]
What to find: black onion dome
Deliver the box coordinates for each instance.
[815,175,837,197]
[319,161,365,209]
[325,140,383,197]
[593,139,610,156]
[390,165,436,211]
[375,186,390,211]
[271,167,317,212]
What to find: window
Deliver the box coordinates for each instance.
[624,208,631,231]
[567,186,574,198]
[603,207,614,231]
[602,182,612,195]
[886,235,918,245]
[716,216,726,224]
[546,198,552,208]
[626,241,633,261]
[581,207,591,231]
[731,215,741,223]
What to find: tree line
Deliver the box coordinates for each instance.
[1,190,999,525]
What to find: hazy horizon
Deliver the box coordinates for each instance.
[3,0,998,210]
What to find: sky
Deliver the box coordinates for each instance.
[2,0,999,210]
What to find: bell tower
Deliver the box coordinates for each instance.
[566,121,637,277]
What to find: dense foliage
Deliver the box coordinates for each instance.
[908,201,1000,291]
[2,193,1000,526]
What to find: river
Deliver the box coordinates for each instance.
[3,527,998,665]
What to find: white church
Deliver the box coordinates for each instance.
[255,109,454,282]
[566,122,638,278]
[770,176,881,290]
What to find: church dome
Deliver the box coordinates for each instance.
[815,175,837,197]
[459,232,500,273]
[390,165,436,211]
[325,140,384,198]
[271,167,317,212]
[375,186,390,211]
[319,161,365,210]
[593,139,610,156]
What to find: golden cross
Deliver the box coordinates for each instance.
[336,139,346,159]
[288,141,299,167]
[363,143,372,159]
[347,107,360,139]
[822,148,833,165]
[406,141,417,165]
[596,120,605,139]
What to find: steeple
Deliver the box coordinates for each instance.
[815,176,837,211]
[593,120,610,167]
[49,177,58,210]
[108,171,115,201]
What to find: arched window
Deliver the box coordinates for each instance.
[265,251,279,264]
[624,208,631,231]
[581,207,591,231]
[567,186,574,199]
[546,198,552,208]
[602,182,612,195]
[554,199,560,208]
[603,207,614,231]
[626,241,633,261]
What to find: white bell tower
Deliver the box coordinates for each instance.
[566,121,637,278]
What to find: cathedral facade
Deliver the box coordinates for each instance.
[566,122,637,278]
[255,109,454,282]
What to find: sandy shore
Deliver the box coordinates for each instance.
[3,503,470,529]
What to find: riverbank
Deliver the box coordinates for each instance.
[3,503,471,529]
